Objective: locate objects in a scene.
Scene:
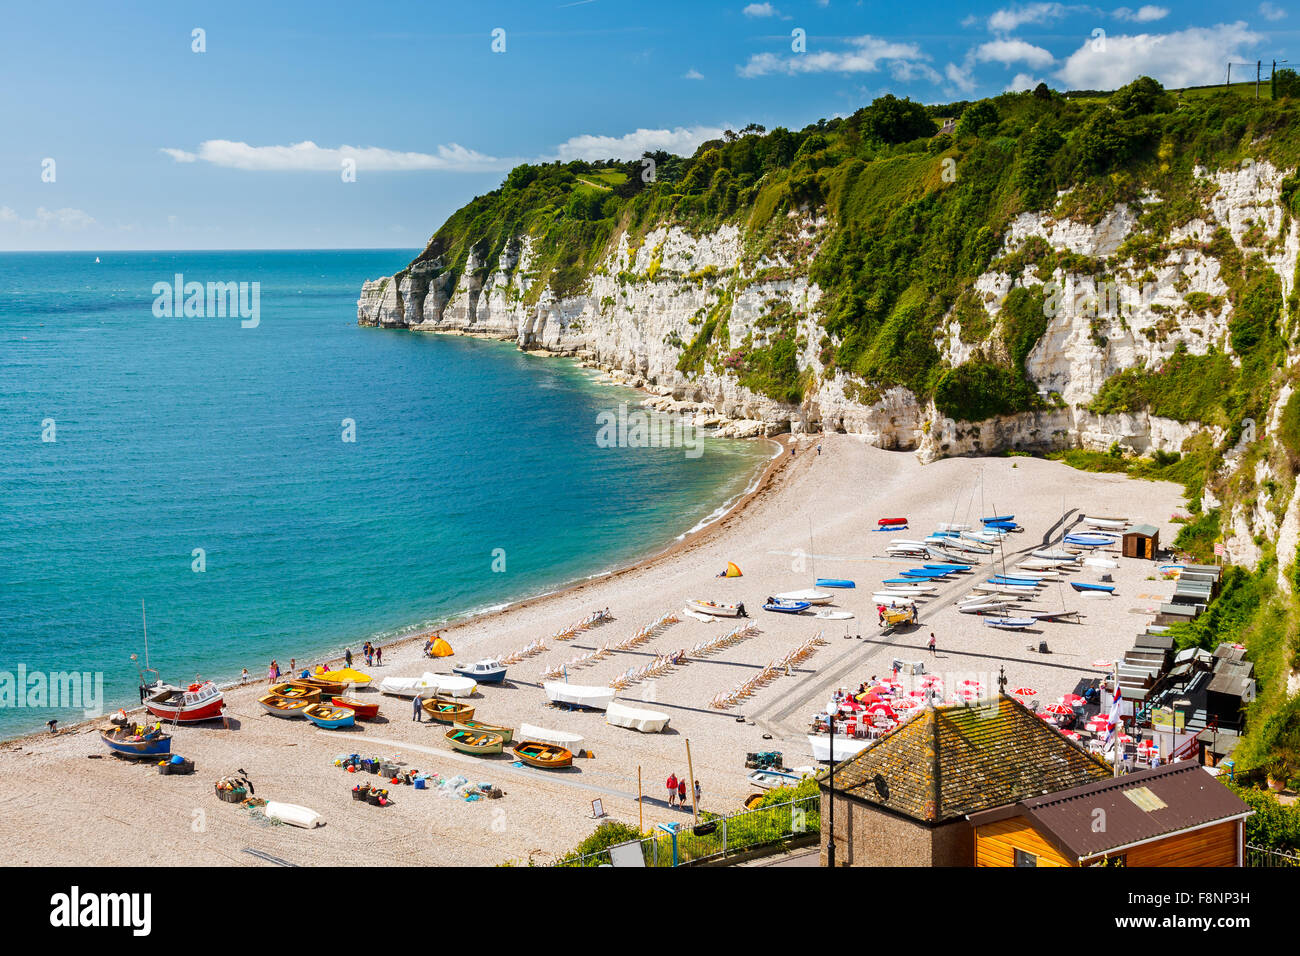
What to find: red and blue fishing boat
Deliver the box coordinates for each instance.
[100,725,172,759]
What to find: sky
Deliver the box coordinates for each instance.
[1,0,1295,250]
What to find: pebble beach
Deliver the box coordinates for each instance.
[0,436,1188,866]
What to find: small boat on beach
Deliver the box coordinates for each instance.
[975,583,1038,594]
[545,681,615,711]
[445,727,505,755]
[606,699,671,733]
[452,659,508,684]
[1083,516,1129,530]
[1064,534,1114,548]
[264,802,323,829]
[1084,556,1119,569]
[1026,610,1081,622]
[421,696,476,723]
[258,694,311,718]
[303,702,356,729]
[686,599,743,617]
[512,742,573,769]
[763,599,811,614]
[774,589,833,606]
[1033,549,1078,560]
[453,719,514,743]
[984,617,1037,630]
[924,563,971,572]
[1019,558,1076,570]
[747,768,803,789]
[378,673,442,698]
[518,723,584,753]
[981,514,1014,523]
[959,600,1017,614]
[814,609,855,620]
[143,680,226,724]
[269,682,321,701]
[885,543,929,556]
[100,725,171,759]
[877,517,909,527]
[331,696,379,719]
[870,592,915,607]
[881,584,933,595]
[1071,582,1115,593]
[815,578,856,589]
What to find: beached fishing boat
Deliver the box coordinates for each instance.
[815,578,856,589]
[605,699,671,733]
[258,694,311,718]
[763,599,811,614]
[544,681,615,711]
[445,727,505,755]
[1033,548,1078,560]
[1071,582,1115,593]
[452,659,508,684]
[330,696,379,719]
[984,617,1037,630]
[1083,516,1128,530]
[421,696,475,723]
[100,725,171,759]
[774,589,833,606]
[264,802,323,828]
[685,599,742,617]
[302,667,372,690]
[303,702,356,729]
[268,682,321,701]
[378,673,442,698]
[512,742,573,769]
[808,735,869,763]
[143,680,226,724]
[453,719,514,743]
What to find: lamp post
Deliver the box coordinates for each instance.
[827,713,835,867]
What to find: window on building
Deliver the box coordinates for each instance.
[1013,848,1038,867]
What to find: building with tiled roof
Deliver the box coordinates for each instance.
[818,695,1111,866]
[968,762,1251,866]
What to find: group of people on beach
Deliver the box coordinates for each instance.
[258,643,384,686]
[665,772,701,810]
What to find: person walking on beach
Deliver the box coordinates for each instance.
[267,660,278,684]
[928,633,937,656]
[693,779,702,808]
[375,645,383,666]
[240,667,250,684]
[289,658,296,677]
[345,647,353,669]
[666,772,678,807]
[677,777,688,809]
[412,692,423,722]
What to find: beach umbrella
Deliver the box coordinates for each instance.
[1011,687,1037,697]
[1091,659,1113,668]
[960,679,982,688]
[1043,703,1073,716]
[1061,694,1085,706]
[1115,733,1133,745]
[921,676,943,688]
[1060,730,1081,741]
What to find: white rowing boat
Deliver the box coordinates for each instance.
[686,599,742,617]
[518,722,585,753]
[870,592,915,607]
[774,589,833,606]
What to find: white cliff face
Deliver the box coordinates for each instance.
[359,162,1299,556]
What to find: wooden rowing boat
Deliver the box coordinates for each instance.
[453,719,514,743]
[445,727,505,755]
[511,741,573,769]
[330,696,379,719]
[258,694,311,718]
[270,682,322,701]
[421,696,475,723]
[303,702,356,729]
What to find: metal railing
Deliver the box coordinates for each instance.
[553,794,820,867]
[1245,843,1300,867]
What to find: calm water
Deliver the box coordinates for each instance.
[0,250,770,737]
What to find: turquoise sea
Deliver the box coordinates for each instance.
[0,250,771,738]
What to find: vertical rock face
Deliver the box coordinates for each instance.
[359,160,1300,563]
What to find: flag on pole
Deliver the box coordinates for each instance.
[1104,687,1123,751]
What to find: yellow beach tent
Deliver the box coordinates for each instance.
[429,638,454,658]
[725,562,743,578]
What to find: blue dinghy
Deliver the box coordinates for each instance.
[1071,582,1114,593]
[763,600,812,613]
[1064,534,1113,547]
[815,578,856,589]
[991,575,1043,586]
[900,569,950,578]
[924,563,971,572]
[981,515,1014,523]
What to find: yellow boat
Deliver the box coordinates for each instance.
[269,682,321,701]
[453,719,513,743]
[511,741,573,769]
[304,667,372,690]
[258,694,311,718]
[421,697,475,723]
[444,727,504,755]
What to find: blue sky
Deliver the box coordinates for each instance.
[2,0,1294,250]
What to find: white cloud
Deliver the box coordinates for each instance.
[683,68,705,80]
[550,126,727,161]
[988,3,1068,33]
[743,2,779,16]
[1259,2,1287,20]
[946,61,978,93]
[738,35,931,78]
[159,140,506,172]
[0,206,97,230]
[1006,72,1045,91]
[974,38,1056,68]
[1113,6,1169,22]
[1056,22,1262,90]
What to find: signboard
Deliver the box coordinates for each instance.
[1214,542,1225,556]
[1150,706,1185,733]
[591,798,605,818]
